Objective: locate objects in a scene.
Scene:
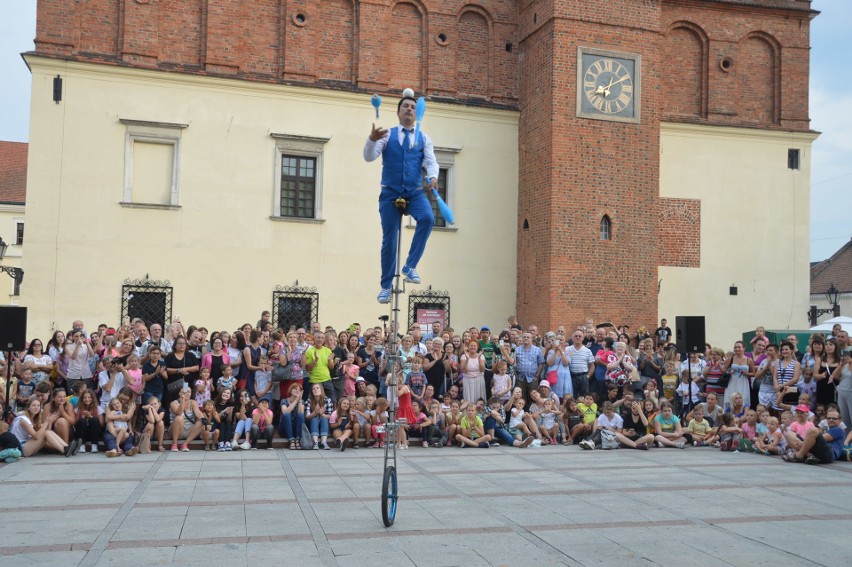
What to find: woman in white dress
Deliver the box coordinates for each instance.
[724,341,754,411]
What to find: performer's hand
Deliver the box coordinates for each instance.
[369,123,388,142]
[426,177,438,192]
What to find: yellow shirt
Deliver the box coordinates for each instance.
[305,346,332,383]
[687,418,711,437]
[577,402,597,425]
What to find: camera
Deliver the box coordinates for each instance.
[378,315,390,322]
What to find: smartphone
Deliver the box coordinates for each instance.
[499,340,505,347]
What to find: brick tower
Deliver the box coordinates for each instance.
[517,0,662,329]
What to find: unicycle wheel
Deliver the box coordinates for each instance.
[381,465,398,527]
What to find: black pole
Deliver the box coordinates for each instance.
[3,350,13,422]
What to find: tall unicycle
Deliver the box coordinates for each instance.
[380,199,408,527]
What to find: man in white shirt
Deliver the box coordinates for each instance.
[568,329,595,397]
[97,358,126,413]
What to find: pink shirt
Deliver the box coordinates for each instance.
[741,421,757,440]
[789,420,814,438]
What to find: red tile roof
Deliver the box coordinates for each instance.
[811,238,852,294]
[0,141,27,205]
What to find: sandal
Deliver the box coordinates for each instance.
[294,440,302,450]
[289,440,297,450]
[783,452,803,463]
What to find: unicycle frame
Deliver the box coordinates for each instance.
[380,203,408,526]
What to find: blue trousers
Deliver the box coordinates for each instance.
[104,430,134,452]
[379,189,434,289]
[278,410,305,440]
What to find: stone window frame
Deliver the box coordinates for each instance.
[119,119,188,210]
[270,133,330,223]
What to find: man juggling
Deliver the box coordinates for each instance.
[363,90,439,304]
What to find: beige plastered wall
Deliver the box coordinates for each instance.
[658,122,818,348]
[21,55,519,337]
[0,204,24,304]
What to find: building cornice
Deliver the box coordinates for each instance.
[24,54,521,123]
[661,121,820,143]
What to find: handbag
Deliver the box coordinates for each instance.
[718,369,731,388]
[600,428,619,450]
[271,362,289,383]
[167,378,186,394]
[137,432,151,454]
[300,423,314,450]
[546,369,558,386]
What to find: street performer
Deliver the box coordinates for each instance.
[363,92,438,304]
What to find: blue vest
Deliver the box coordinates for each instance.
[380,127,424,195]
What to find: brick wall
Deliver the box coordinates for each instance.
[34,0,522,105]
[660,0,813,131]
[659,198,701,268]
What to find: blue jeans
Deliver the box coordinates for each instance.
[309,416,329,438]
[234,418,252,441]
[484,417,516,446]
[103,430,134,452]
[279,411,305,440]
[379,189,433,289]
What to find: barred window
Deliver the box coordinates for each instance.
[280,155,316,219]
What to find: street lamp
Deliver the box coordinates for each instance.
[0,237,24,288]
[809,283,841,326]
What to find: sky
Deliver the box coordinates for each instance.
[0,1,849,261]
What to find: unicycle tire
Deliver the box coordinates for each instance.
[381,465,398,527]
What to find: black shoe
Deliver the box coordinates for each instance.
[70,438,82,456]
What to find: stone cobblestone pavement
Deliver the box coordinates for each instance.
[1,445,851,566]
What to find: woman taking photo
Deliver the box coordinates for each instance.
[545,335,572,400]
[65,330,95,391]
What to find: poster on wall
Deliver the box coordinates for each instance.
[416,309,446,333]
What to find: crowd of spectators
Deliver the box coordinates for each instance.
[0,314,850,467]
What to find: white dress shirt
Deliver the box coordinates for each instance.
[363,124,439,182]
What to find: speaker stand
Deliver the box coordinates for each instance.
[3,350,13,422]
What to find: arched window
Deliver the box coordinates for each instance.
[600,216,612,240]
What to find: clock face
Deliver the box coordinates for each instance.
[577,48,641,123]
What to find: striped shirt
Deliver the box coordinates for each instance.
[568,345,594,374]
